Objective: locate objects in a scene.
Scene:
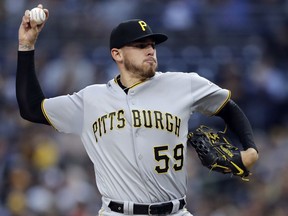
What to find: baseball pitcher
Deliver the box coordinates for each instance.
[16,4,259,216]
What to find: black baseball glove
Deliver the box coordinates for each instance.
[187,125,250,181]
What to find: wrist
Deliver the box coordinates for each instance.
[18,43,35,51]
[241,148,259,169]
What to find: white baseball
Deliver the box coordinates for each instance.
[29,7,46,25]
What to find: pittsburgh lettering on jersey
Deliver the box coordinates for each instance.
[92,110,125,142]
[92,109,181,142]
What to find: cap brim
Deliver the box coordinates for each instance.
[130,33,168,45]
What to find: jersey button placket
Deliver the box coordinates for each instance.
[128,91,136,106]
[127,91,150,189]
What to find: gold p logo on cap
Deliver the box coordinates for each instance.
[138,21,147,31]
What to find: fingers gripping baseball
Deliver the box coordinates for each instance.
[30,7,46,25]
[18,4,49,51]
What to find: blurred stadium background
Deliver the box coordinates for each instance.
[1,0,288,215]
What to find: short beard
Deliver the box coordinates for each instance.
[123,57,157,80]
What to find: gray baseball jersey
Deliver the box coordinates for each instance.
[42,72,230,203]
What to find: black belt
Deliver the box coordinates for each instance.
[108,198,186,215]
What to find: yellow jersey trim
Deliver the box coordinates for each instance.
[41,99,58,131]
[128,81,143,89]
[114,75,145,90]
[213,90,231,116]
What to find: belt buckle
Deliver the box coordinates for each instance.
[148,204,160,215]
[148,203,171,215]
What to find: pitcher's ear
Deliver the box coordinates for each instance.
[111,48,122,62]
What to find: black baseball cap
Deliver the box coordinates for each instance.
[109,19,168,50]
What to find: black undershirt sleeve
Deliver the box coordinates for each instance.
[215,99,258,151]
[16,50,49,125]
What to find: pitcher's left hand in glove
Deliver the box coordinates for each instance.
[187,125,250,181]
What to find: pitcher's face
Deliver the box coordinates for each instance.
[122,39,158,80]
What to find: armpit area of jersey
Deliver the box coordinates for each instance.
[216,99,258,152]
[16,51,49,125]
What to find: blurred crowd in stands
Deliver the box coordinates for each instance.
[1,0,288,215]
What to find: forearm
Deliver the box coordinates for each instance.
[216,100,259,168]
[216,100,258,151]
[16,50,49,125]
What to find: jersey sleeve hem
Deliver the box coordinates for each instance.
[41,99,58,131]
[212,90,231,116]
